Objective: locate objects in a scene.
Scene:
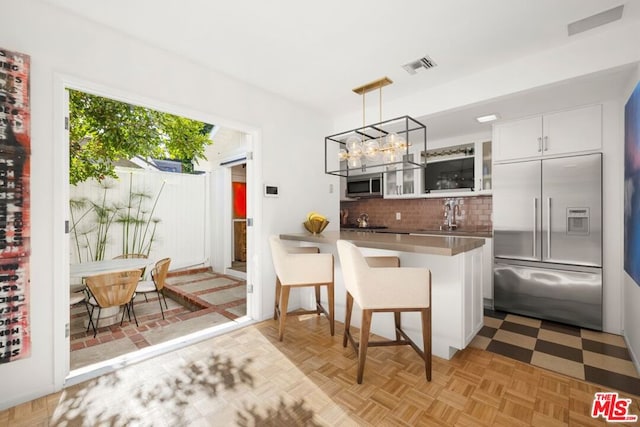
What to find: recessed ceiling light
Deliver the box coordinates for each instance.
[475,114,499,123]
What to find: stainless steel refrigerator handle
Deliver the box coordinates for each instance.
[533,198,537,257]
[544,136,549,151]
[547,197,551,259]
[537,137,542,152]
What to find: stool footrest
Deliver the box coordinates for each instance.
[345,328,421,353]
[275,305,329,318]
[286,309,323,316]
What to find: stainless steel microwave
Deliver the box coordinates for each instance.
[346,173,383,198]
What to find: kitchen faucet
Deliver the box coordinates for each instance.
[442,198,460,231]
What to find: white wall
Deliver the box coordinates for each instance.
[0,0,336,409]
[194,127,246,173]
[622,66,640,371]
[602,99,625,334]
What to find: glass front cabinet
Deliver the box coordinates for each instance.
[475,140,492,194]
[382,140,492,198]
[383,152,423,198]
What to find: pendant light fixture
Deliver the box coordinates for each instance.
[325,77,427,177]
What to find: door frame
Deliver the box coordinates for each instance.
[52,73,263,388]
[221,159,248,280]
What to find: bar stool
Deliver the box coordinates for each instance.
[269,235,335,341]
[337,239,432,384]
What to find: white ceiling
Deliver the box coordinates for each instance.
[42,0,640,139]
[417,64,637,140]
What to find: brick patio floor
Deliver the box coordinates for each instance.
[69,268,246,370]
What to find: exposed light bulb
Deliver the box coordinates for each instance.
[346,135,363,154]
[363,139,380,160]
[348,156,362,168]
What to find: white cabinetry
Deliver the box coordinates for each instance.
[493,104,602,162]
[482,237,493,305]
[377,136,494,199]
[493,116,541,161]
[421,140,492,198]
[544,106,602,156]
[410,232,493,309]
[383,151,423,198]
[474,140,492,194]
[463,245,484,347]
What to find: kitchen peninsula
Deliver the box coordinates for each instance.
[280,231,485,359]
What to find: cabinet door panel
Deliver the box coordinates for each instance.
[384,168,398,196]
[543,104,602,156]
[383,152,423,198]
[493,116,542,162]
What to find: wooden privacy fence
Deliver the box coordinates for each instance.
[69,168,208,270]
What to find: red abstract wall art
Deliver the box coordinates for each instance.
[0,47,31,363]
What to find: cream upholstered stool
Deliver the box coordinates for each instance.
[269,235,335,341]
[337,240,432,384]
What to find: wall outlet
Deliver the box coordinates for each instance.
[396,212,401,220]
[329,183,334,193]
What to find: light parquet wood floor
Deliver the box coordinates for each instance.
[2,314,639,426]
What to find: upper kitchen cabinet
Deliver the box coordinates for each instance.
[421,139,491,197]
[493,104,602,162]
[544,105,602,156]
[383,150,423,198]
[475,140,492,194]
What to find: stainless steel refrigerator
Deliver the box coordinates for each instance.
[493,153,602,330]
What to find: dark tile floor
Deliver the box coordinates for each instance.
[470,309,640,396]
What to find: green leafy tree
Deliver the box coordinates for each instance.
[69,89,213,185]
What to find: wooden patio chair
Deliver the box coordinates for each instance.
[134,258,171,320]
[85,269,142,337]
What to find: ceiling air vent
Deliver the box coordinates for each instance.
[402,55,437,75]
[568,5,624,36]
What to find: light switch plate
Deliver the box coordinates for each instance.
[396,212,401,220]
